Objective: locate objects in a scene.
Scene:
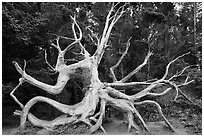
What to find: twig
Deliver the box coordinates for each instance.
[169,65,194,81]
[110,37,131,82]
[120,51,153,83]
[10,82,24,109]
[162,52,190,80]
[44,50,55,71]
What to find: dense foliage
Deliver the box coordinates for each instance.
[2,2,202,130]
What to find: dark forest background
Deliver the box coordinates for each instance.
[2,2,202,134]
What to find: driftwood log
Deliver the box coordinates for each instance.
[10,3,193,134]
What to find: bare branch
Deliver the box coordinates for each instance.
[48,16,90,63]
[112,4,126,24]
[129,83,159,100]
[178,80,194,87]
[87,27,100,46]
[10,61,28,109]
[101,91,149,132]
[146,87,172,97]
[13,61,70,94]
[184,73,190,83]
[23,60,26,71]
[90,99,106,133]
[94,3,127,65]
[104,4,126,41]
[89,115,106,133]
[20,96,78,130]
[44,50,56,71]
[120,51,153,83]
[13,110,21,116]
[169,65,195,81]
[112,2,120,9]
[106,87,131,100]
[161,52,190,80]
[132,107,149,132]
[110,37,131,82]
[115,52,192,101]
[106,81,151,88]
[88,34,94,43]
[70,15,79,40]
[134,100,176,132]
[49,37,62,52]
[146,78,158,82]
[171,81,193,103]
[101,4,114,42]
[177,88,193,103]
[56,37,60,49]
[50,41,59,50]
[62,17,81,54]
[10,82,24,109]
[127,52,193,101]
[127,112,140,133]
[161,80,193,103]
[131,77,193,100]
[26,113,77,130]
[62,15,90,57]
[12,61,24,75]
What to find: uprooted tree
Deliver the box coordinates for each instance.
[11,3,195,134]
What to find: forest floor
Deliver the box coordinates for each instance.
[2,87,202,135]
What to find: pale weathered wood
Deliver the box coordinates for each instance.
[10,2,194,134]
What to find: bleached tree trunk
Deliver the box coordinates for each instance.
[11,3,194,134]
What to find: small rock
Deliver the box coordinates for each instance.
[36,129,52,135]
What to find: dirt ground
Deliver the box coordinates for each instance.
[0,118,195,135]
[2,85,202,135]
[2,99,201,135]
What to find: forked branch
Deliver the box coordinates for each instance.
[161,52,190,80]
[63,15,90,58]
[107,52,193,102]
[110,37,131,82]
[134,100,176,132]
[44,49,55,71]
[119,50,153,82]
[12,61,70,95]
[94,3,127,65]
